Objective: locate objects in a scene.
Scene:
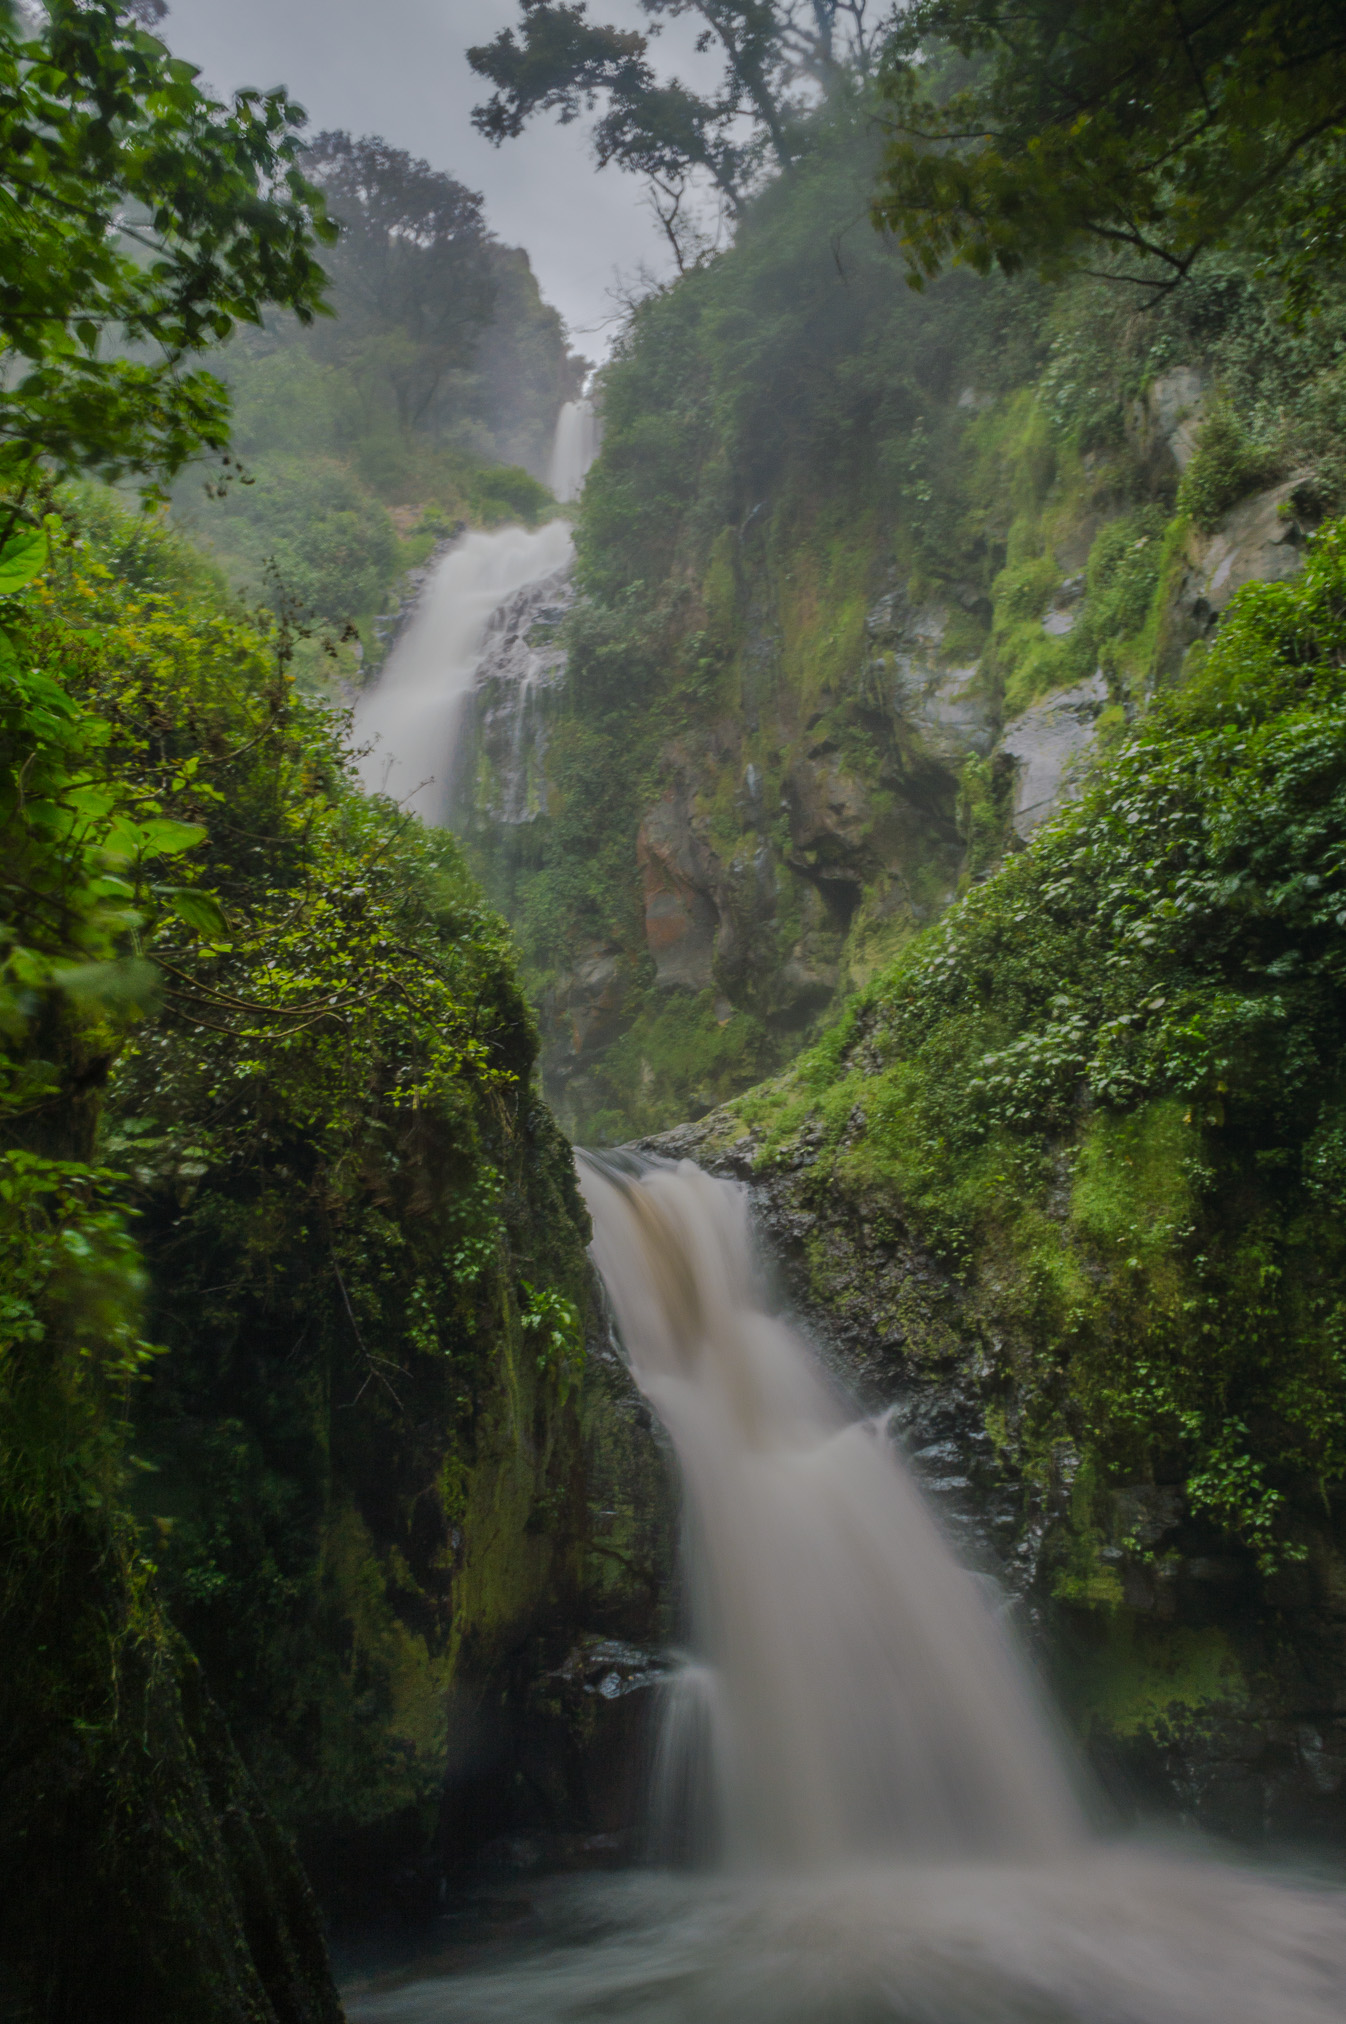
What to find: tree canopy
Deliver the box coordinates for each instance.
[300,132,497,436]
[468,1,894,263]
[0,0,331,501]
[871,0,1346,317]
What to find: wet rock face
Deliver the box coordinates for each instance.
[1130,366,1208,476]
[644,1110,1346,1850]
[867,591,995,764]
[454,565,573,828]
[638,795,723,993]
[1173,477,1316,645]
[1001,672,1109,840]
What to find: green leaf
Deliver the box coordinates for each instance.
[137,818,209,859]
[166,888,228,939]
[0,526,48,594]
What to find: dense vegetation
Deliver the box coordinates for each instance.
[0,5,611,2014]
[177,132,581,676]
[738,528,1346,1569]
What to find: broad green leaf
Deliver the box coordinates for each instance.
[0,526,48,594]
[101,817,147,864]
[137,818,209,858]
[166,887,228,939]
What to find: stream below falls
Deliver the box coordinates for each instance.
[347,1156,1346,2022]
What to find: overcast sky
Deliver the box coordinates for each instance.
[162,0,708,361]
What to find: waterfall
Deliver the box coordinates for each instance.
[352,520,573,822]
[549,397,600,503]
[347,1147,1346,2020]
[577,1152,1084,1868]
[352,402,598,818]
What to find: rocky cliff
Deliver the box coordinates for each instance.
[452,107,1346,1147]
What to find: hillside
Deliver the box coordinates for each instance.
[454,103,1346,1147]
[171,132,582,690]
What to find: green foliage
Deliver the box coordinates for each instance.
[592,990,783,1144]
[6,493,589,1849]
[740,521,1346,1568]
[1178,397,1281,533]
[0,0,330,497]
[874,1,1346,321]
[467,461,554,527]
[193,453,399,624]
[521,1280,584,1401]
[0,504,346,2014]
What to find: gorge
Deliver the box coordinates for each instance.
[5,3,1346,2019]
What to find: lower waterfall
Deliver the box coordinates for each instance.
[346,1156,1346,2021]
[580,1152,1082,1867]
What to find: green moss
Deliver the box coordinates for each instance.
[1074,1621,1248,1739]
[1071,1100,1194,1265]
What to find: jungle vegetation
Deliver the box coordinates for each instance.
[0,4,592,2014]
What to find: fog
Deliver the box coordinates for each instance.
[162,0,715,355]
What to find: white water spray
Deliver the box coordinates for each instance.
[352,519,572,822]
[549,397,600,503]
[352,401,599,819]
[579,1153,1082,1867]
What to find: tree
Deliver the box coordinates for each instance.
[871,0,1346,318]
[0,0,332,508]
[301,132,497,437]
[468,1,895,265]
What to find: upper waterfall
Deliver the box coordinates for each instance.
[549,398,600,503]
[352,519,573,823]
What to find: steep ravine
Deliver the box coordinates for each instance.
[444,158,1346,1839]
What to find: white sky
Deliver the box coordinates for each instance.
[162,0,710,360]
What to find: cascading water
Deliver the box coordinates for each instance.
[352,399,599,819]
[549,397,600,503]
[352,520,573,821]
[347,1152,1346,2024]
[580,1152,1082,1868]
